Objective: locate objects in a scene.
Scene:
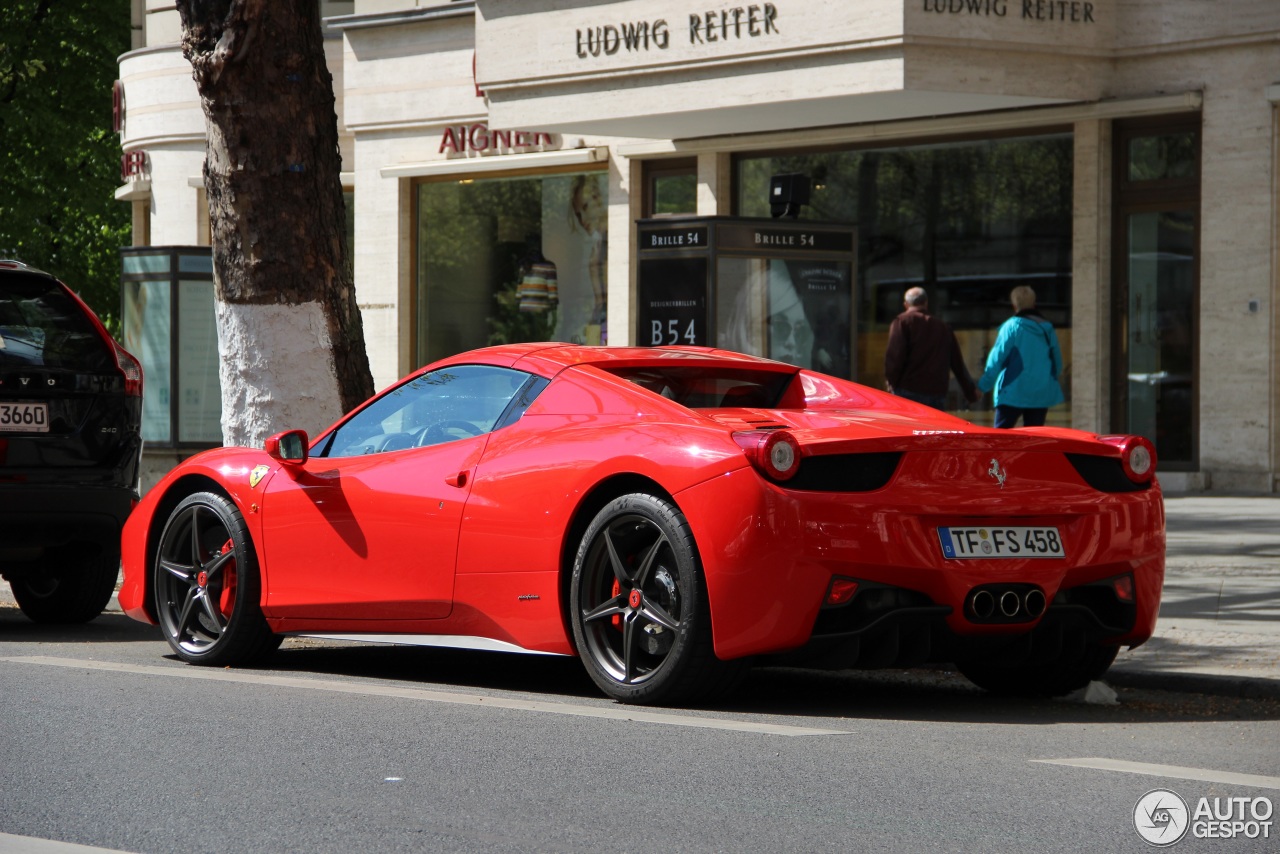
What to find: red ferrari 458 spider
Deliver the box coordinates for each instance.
[119,343,1164,704]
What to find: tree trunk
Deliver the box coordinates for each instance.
[177,0,373,448]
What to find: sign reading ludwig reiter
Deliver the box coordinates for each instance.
[574,0,1096,60]
[576,4,780,58]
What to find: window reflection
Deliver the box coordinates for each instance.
[1127,133,1198,182]
[1124,210,1195,464]
[737,135,1074,423]
[415,171,608,366]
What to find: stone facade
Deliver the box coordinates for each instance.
[116,0,1280,492]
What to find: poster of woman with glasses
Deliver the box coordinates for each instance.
[721,258,851,378]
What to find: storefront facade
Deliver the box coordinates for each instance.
[116,1,1280,492]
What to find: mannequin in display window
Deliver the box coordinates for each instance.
[552,174,608,345]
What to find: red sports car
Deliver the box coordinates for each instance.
[119,344,1164,704]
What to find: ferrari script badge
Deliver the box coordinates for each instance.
[987,459,1007,488]
[249,464,270,489]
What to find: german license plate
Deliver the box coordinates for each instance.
[938,526,1064,559]
[0,401,50,432]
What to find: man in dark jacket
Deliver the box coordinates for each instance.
[884,287,978,410]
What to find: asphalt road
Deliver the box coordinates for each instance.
[2,608,1278,854]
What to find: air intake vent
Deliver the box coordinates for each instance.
[1066,453,1150,493]
[786,452,902,492]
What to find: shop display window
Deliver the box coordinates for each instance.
[415,170,608,366]
[120,247,221,446]
[736,134,1074,425]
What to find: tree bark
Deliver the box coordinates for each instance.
[177,0,373,447]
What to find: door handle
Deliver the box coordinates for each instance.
[445,471,468,488]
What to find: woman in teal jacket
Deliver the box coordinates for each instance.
[977,285,1064,428]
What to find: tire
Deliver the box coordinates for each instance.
[569,493,747,705]
[10,550,120,624]
[957,642,1119,697]
[153,491,281,666]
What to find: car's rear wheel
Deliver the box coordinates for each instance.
[570,493,747,705]
[9,550,119,624]
[154,491,280,666]
[957,642,1119,697]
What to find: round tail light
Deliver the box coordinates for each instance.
[733,429,801,481]
[1124,440,1154,481]
[1100,435,1157,483]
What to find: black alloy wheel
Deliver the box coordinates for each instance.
[570,493,746,705]
[153,491,280,666]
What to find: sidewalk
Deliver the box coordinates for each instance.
[1107,494,1280,699]
[2,494,1277,698]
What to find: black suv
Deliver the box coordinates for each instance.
[0,261,143,622]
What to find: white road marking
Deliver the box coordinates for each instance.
[1033,758,1280,790]
[2,655,850,737]
[0,833,135,854]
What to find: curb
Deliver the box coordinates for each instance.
[1107,669,1280,702]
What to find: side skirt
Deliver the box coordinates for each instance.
[286,632,571,656]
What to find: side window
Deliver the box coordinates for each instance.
[320,365,539,458]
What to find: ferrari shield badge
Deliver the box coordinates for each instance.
[249,464,270,489]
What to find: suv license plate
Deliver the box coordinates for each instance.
[938,526,1064,559]
[0,401,50,432]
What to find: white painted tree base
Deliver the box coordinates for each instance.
[217,300,345,448]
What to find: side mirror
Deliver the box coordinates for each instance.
[265,429,309,464]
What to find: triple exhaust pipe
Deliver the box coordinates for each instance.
[967,585,1047,623]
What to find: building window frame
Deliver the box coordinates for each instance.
[642,158,697,217]
[1110,114,1201,472]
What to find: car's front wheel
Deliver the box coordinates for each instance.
[957,641,1120,697]
[153,491,281,666]
[9,550,120,624]
[569,493,747,705]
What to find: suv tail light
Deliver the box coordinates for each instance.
[113,342,143,397]
[733,429,801,481]
[1099,435,1156,483]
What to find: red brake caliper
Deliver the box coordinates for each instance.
[218,538,236,616]
[610,579,622,630]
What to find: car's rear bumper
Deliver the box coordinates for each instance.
[678,466,1165,662]
[0,483,137,561]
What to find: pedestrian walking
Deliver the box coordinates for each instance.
[976,285,1064,428]
[884,286,978,410]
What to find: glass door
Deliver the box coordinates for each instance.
[1123,210,1196,463]
[1112,117,1200,469]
